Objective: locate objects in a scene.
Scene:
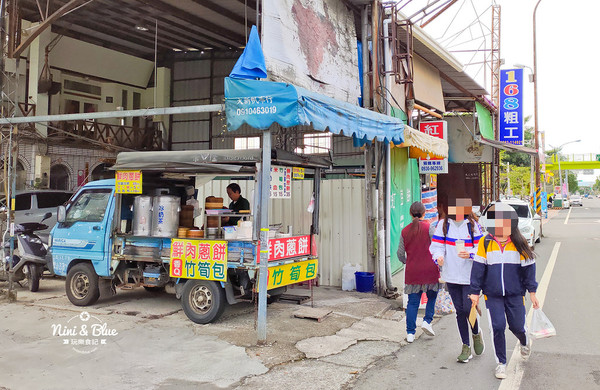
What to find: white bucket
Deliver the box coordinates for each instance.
[223,226,237,240]
[237,221,253,239]
[342,263,362,291]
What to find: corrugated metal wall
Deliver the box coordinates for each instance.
[194,177,367,287]
[170,52,366,160]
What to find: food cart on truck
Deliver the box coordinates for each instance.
[49,148,329,324]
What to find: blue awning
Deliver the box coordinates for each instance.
[224,77,404,144]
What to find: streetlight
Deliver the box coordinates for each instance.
[514,63,534,83]
[552,140,581,199]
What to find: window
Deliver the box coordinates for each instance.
[66,189,111,223]
[14,194,31,211]
[295,133,332,155]
[234,136,260,150]
[36,192,72,208]
[509,204,530,218]
[64,80,102,96]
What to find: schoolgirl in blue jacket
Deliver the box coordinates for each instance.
[469,202,539,380]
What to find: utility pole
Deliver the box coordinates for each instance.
[533,0,542,214]
[506,161,511,196]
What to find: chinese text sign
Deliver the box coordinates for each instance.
[499,69,523,145]
[418,121,448,174]
[270,165,292,198]
[265,259,318,289]
[169,239,228,282]
[115,171,142,194]
[257,235,312,263]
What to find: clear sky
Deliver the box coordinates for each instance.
[417,0,599,185]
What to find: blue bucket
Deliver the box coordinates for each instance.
[355,271,375,293]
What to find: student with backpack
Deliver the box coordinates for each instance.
[469,202,539,380]
[430,197,485,363]
[397,202,440,343]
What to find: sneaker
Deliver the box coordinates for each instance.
[495,364,507,379]
[472,332,485,355]
[520,337,532,359]
[407,333,415,343]
[421,321,435,336]
[457,344,472,363]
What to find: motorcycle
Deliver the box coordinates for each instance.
[1,212,51,292]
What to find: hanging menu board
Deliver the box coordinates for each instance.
[270,165,292,198]
[115,171,142,194]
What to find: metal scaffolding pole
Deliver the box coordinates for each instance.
[0,104,224,124]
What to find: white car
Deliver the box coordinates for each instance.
[0,190,73,243]
[570,195,583,207]
[480,199,542,249]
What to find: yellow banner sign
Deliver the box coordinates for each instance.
[115,170,142,194]
[169,239,228,282]
[265,259,318,289]
[292,167,305,180]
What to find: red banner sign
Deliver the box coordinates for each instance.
[258,235,311,262]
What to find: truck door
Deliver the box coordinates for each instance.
[52,188,114,277]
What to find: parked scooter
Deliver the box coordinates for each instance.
[1,212,51,292]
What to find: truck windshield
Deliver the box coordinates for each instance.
[66,189,111,223]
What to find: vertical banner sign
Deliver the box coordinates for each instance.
[418,121,448,174]
[499,69,524,145]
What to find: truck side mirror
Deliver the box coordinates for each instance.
[57,205,66,223]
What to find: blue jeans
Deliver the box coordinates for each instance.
[406,289,438,335]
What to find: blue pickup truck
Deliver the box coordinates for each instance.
[49,149,325,324]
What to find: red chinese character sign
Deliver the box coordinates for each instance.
[169,239,228,282]
[418,121,448,174]
[257,235,311,263]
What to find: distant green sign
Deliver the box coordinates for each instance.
[596,154,600,162]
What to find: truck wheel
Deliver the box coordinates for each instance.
[181,280,225,324]
[26,263,41,292]
[66,263,100,306]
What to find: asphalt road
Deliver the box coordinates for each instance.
[353,198,600,390]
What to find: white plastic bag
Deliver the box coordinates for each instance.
[529,308,556,339]
[342,263,362,291]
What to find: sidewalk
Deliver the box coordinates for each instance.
[1,277,421,390]
[543,208,560,225]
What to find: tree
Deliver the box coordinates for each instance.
[500,164,531,197]
[593,177,600,192]
[500,116,534,168]
[567,172,579,194]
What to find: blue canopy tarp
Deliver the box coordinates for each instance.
[224,77,404,144]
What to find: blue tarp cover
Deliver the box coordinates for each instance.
[229,26,267,80]
[224,77,405,144]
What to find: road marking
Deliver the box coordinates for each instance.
[498,242,561,390]
[564,208,572,225]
